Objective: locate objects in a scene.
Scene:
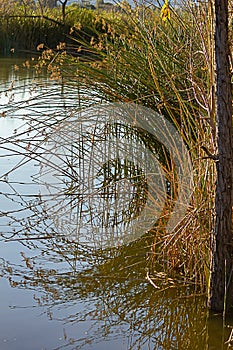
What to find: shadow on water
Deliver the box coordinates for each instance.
[0,57,233,350]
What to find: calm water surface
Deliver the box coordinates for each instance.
[0,57,232,350]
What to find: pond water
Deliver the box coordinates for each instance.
[0,56,232,350]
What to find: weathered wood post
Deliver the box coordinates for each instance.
[208,0,233,312]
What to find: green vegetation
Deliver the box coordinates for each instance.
[0,2,116,53]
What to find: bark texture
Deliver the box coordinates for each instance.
[208,0,233,312]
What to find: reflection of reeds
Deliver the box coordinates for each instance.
[35,110,172,247]
[0,234,211,350]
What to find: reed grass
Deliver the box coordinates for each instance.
[0,5,109,53]
[35,0,231,292]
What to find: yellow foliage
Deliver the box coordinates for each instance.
[160,0,171,21]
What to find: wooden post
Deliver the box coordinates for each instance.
[208,0,233,312]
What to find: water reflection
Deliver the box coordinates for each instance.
[0,57,233,350]
[1,234,209,350]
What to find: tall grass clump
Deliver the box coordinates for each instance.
[36,0,226,292]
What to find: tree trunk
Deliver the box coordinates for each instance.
[208,0,233,312]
